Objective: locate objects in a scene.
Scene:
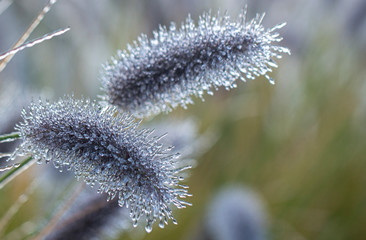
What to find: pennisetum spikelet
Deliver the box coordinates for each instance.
[12,96,191,232]
[100,7,290,118]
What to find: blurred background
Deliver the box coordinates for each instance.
[1,0,366,239]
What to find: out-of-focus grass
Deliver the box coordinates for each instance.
[1,1,366,240]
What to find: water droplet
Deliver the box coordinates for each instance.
[266,75,275,85]
[145,224,152,233]
[159,220,165,229]
[133,220,138,228]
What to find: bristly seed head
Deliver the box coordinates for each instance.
[14,96,191,232]
[100,8,290,118]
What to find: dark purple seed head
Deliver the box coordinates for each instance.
[100,8,290,118]
[15,97,191,232]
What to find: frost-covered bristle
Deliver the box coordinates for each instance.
[15,97,191,232]
[100,8,290,118]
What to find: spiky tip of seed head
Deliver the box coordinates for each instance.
[14,96,191,232]
[100,7,290,118]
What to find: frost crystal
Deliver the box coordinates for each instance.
[100,8,290,118]
[15,97,191,231]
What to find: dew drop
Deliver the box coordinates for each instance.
[145,224,153,233]
[159,220,165,229]
[133,220,138,228]
[267,76,275,85]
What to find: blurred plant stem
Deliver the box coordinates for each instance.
[0,156,34,190]
[32,183,86,240]
[0,0,57,72]
[0,132,20,143]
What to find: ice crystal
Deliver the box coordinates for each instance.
[14,97,191,231]
[100,8,290,118]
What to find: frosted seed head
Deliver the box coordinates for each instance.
[100,7,290,118]
[15,96,191,232]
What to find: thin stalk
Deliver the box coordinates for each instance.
[0,28,70,61]
[2,179,79,240]
[0,0,57,71]
[0,179,38,235]
[0,153,11,159]
[0,132,20,143]
[0,156,35,190]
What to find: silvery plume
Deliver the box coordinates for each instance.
[12,97,191,232]
[100,7,290,118]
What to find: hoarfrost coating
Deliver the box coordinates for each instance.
[100,8,290,118]
[14,97,191,232]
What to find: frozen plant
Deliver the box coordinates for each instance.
[0,4,290,237]
[100,7,290,118]
[10,97,191,232]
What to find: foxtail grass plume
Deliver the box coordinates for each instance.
[100,7,290,118]
[13,97,191,232]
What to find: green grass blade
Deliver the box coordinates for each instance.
[0,132,20,143]
[0,156,34,190]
